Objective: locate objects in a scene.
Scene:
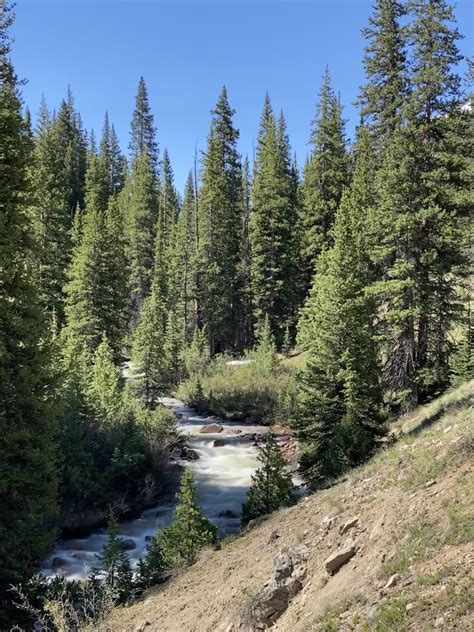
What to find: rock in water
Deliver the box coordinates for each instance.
[119,538,137,551]
[199,423,224,433]
[324,538,357,574]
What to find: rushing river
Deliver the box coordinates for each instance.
[42,397,268,580]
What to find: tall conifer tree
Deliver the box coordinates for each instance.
[250,96,300,345]
[301,69,348,279]
[0,5,58,618]
[197,87,245,354]
[129,76,158,174]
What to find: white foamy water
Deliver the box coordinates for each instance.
[42,397,268,580]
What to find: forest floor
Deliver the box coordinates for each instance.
[108,380,473,632]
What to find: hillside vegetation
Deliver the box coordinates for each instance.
[108,381,473,631]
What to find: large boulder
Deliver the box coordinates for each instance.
[211,439,226,447]
[119,538,137,551]
[325,538,357,575]
[199,423,224,434]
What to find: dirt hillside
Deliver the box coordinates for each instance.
[110,381,473,632]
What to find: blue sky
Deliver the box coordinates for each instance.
[11,0,473,192]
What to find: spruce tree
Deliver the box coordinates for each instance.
[241,433,292,525]
[169,171,198,344]
[372,0,471,405]
[153,149,179,308]
[129,76,158,173]
[0,4,58,618]
[358,0,407,141]
[29,99,71,323]
[132,288,167,407]
[301,69,348,287]
[197,87,245,354]
[97,509,134,603]
[87,335,124,423]
[100,112,126,197]
[64,196,128,359]
[157,469,217,567]
[295,128,385,483]
[122,151,159,323]
[250,96,301,345]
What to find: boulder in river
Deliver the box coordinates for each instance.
[218,510,238,519]
[199,422,224,433]
[52,557,66,569]
[180,446,200,460]
[119,538,137,551]
[211,439,226,447]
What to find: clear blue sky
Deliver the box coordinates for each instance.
[11,0,473,192]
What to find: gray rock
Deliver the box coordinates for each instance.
[340,516,359,534]
[274,552,293,581]
[219,510,238,519]
[253,581,290,627]
[52,557,66,569]
[211,439,226,447]
[268,530,280,544]
[321,515,338,532]
[434,617,445,628]
[324,538,357,575]
[134,621,151,632]
[119,538,136,551]
[199,422,224,433]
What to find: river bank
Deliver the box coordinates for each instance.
[42,397,270,580]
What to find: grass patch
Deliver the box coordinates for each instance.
[312,594,367,631]
[360,597,408,632]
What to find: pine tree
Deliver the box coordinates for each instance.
[129,76,158,173]
[240,156,254,348]
[301,69,348,281]
[449,304,473,387]
[136,535,166,590]
[250,96,301,345]
[29,99,71,323]
[132,289,167,408]
[0,4,58,618]
[358,0,407,141]
[100,112,126,197]
[162,309,182,390]
[64,196,128,359]
[197,87,245,354]
[157,469,217,567]
[169,171,198,344]
[254,314,278,371]
[87,335,124,423]
[241,433,292,525]
[97,509,134,602]
[295,128,385,483]
[153,149,179,308]
[122,151,159,323]
[372,0,471,405]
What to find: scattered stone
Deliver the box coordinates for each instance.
[383,573,400,591]
[443,426,452,434]
[52,557,66,569]
[425,479,437,488]
[199,422,224,433]
[435,617,445,628]
[219,510,238,519]
[406,603,414,612]
[268,530,280,544]
[211,439,226,447]
[228,428,242,435]
[120,538,136,551]
[134,621,151,632]
[320,515,338,532]
[340,517,359,534]
[324,539,357,575]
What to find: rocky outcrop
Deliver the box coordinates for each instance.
[245,544,309,629]
[324,538,357,575]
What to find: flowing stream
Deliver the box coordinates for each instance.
[42,397,268,580]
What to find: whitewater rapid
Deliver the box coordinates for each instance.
[42,397,268,580]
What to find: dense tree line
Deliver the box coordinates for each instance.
[0,0,471,624]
